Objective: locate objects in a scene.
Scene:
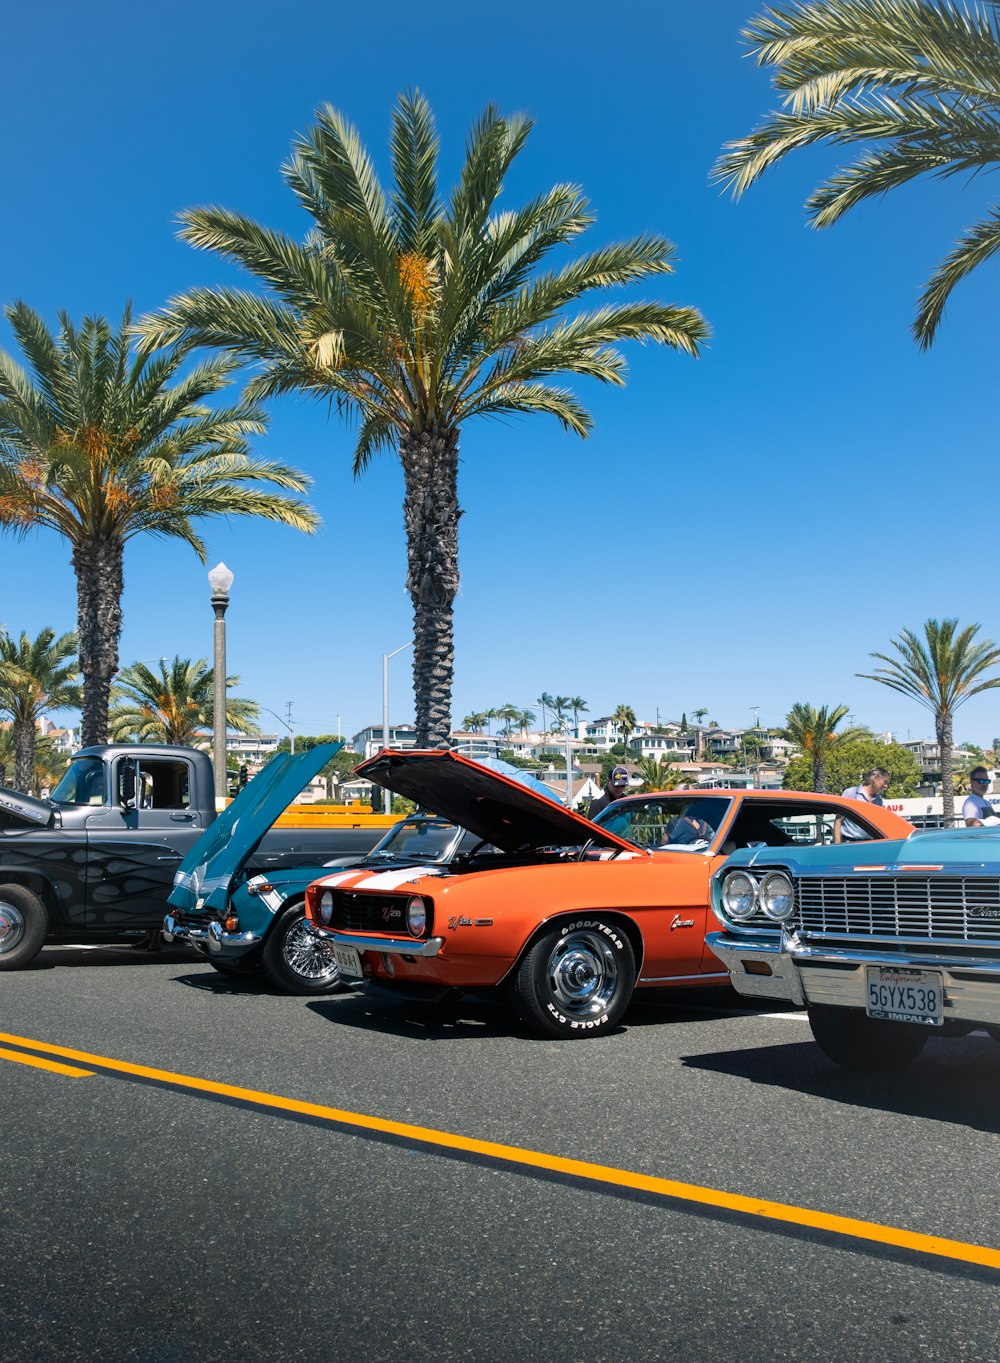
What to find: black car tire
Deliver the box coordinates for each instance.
[260,901,345,996]
[807,1004,928,1071]
[0,883,48,971]
[512,916,636,1038]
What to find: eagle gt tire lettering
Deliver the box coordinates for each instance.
[513,916,636,1039]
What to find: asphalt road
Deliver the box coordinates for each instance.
[3,945,1000,1363]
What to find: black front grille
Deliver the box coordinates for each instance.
[330,892,413,935]
[796,875,1000,945]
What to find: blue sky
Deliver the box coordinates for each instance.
[2,0,997,747]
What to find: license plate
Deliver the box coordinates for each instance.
[334,943,363,979]
[865,966,943,1026]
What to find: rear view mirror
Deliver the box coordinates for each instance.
[120,760,137,808]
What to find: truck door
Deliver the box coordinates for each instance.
[84,755,207,930]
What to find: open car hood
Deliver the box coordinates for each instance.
[0,786,55,829]
[356,749,638,855]
[169,742,341,913]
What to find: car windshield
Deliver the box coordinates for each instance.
[50,757,106,806]
[592,795,732,852]
[368,818,464,862]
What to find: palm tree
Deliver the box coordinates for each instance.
[635,754,687,792]
[108,656,260,745]
[516,708,536,735]
[0,628,81,793]
[782,702,866,792]
[137,93,709,745]
[536,693,556,735]
[495,702,519,736]
[714,0,1000,347]
[692,706,709,725]
[0,303,319,746]
[859,618,1000,824]
[0,726,68,797]
[613,703,637,748]
[552,696,572,732]
[569,696,589,729]
[462,711,488,733]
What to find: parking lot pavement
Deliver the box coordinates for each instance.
[3,952,1000,1362]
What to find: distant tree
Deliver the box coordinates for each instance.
[462,712,488,733]
[0,303,318,745]
[552,696,572,729]
[569,697,589,728]
[536,693,555,734]
[0,628,81,793]
[516,708,537,735]
[0,727,68,797]
[108,657,259,745]
[692,706,709,725]
[783,738,922,798]
[782,702,868,792]
[495,702,519,735]
[635,755,686,792]
[613,703,637,747]
[859,618,1000,825]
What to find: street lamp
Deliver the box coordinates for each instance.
[259,705,295,755]
[382,641,412,814]
[208,562,234,805]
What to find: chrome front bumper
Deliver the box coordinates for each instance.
[309,924,444,958]
[162,914,262,952]
[707,928,1000,1027]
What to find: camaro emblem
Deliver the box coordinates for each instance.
[447,915,473,929]
[382,906,397,922]
[670,914,695,931]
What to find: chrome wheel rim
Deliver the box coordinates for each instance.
[0,899,26,955]
[283,917,340,983]
[546,930,619,1018]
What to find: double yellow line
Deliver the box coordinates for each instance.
[2,1027,997,1273]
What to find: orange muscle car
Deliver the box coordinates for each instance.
[304,750,912,1039]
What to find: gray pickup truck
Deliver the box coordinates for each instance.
[0,742,379,971]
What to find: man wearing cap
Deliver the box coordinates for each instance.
[588,765,631,819]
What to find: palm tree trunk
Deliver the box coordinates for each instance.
[938,708,955,825]
[400,422,460,747]
[73,538,124,747]
[14,718,34,794]
[813,754,826,793]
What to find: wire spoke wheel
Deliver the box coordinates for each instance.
[282,916,340,984]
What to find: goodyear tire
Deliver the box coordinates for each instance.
[0,884,48,971]
[260,901,345,996]
[807,1005,927,1071]
[512,916,636,1038]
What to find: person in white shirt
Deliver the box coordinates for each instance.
[963,769,999,826]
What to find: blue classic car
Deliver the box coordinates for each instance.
[708,826,1000,1070]
[163,744,483,994]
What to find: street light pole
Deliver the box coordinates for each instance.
[382,641,411,814]
[208,562,234,807]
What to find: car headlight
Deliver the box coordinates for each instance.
[722,870,758,920]
[406,895,428,937]
[759,871,794,922]
[319,889,333,925]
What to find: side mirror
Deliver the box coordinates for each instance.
[120,760,137,808]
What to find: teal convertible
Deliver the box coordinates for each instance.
[708,826,1000,1070]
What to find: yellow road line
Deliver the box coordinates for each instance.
[0,1045,93,1077]
[1,1028,996,1271]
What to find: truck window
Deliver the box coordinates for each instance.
[118,758,192,810]
[50,757,107,806]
